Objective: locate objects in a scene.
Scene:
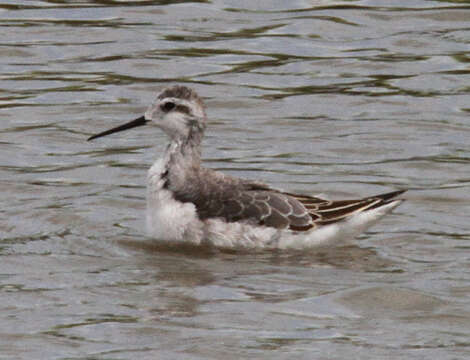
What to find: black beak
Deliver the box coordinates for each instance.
[87,115,148,141]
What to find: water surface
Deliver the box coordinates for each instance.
[1,1,470,359]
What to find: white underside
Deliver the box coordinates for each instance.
[146,160,401,250]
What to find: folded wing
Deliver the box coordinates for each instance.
[183,176,405,232]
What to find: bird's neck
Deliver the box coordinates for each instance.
[167,139,201,166]
[160,133,203,192]
[166,123,204,164]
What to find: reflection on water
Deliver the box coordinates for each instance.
[1,1,470,359]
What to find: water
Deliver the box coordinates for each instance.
[1,0,470,359]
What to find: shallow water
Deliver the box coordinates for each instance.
[1,0,470,359]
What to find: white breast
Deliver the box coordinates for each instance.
[146,158,204,244]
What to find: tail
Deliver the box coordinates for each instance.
[312,189,406,226]
[279,190,406,249]
[365,189,406,211]
[368,189,407,202]
[339,189,406,238]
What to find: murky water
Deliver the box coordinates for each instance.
[1,0,470,359]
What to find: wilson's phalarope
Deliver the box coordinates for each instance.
[88,85,405,249]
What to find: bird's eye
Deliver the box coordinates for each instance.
[161,102,175,112]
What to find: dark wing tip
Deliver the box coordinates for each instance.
[370,189,407,202]
[359,189,406,213]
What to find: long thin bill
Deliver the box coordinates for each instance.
[87,115,148,141]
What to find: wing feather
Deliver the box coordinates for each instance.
[170,168,405,232]
[283,190,405,229]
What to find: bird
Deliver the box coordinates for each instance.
[88,85,405,249]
